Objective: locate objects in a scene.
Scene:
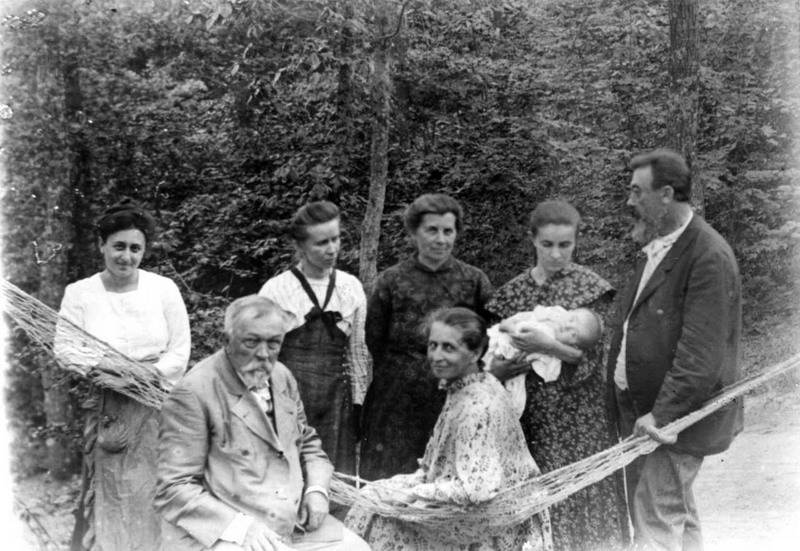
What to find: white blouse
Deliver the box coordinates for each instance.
[258,267,372,404]
[56,269,191,389]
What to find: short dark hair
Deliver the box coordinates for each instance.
[629,148,691,202]
[96,198,156,243]
[527,200,581,236]
[403,193,463,233]
[425,306,488,356]
[288,201,340,241]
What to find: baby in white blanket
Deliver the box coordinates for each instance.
[484,305,602,417]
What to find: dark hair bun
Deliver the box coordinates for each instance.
[96,197,156,243]
[103,197,143,217]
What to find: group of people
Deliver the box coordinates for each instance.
[56,148,743,551]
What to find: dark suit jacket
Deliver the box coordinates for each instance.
[607,214,744,456]
[155,349,334,549]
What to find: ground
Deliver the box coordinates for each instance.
[10,313,800,550]
[696,389,800,551]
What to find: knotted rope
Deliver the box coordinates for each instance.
[329,353,800,532]
[4,278,799,531]
[2,279,166,409]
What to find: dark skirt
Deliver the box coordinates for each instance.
[359,352,445,480]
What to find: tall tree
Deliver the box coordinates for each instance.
[667,0,702,213]
[358,0,406,294]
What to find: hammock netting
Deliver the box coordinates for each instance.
[4,278,800,534]
[2,278,167,409]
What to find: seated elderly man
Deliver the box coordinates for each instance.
[155,295,370,551]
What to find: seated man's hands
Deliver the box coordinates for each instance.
[299,491,329,532]
[240,521,284,551]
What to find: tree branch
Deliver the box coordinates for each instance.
[377,0,410,42]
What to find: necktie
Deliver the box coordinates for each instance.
[250,384,273,416]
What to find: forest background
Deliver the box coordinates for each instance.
[1,0,799,542]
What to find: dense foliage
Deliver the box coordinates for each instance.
[2,0,798,476]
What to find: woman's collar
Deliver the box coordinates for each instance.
[439,371,484,391]
[529,262,575,284]
[413,255,455,273]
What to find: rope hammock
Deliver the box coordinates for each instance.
[4,278,800,534]
[2,278,166,409]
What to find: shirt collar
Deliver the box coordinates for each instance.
[642,213,693,258]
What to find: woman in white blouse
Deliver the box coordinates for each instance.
[258,200,370,476]
[57,199,190,551]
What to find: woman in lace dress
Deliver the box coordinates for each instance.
[347,307,552,551]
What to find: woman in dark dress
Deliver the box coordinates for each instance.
[360,194,492,480]
[486,200,627,551]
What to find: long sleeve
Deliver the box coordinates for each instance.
[156,386,239,548]
[365,276,392,366]
[293,371,335,490]
[475,270,494,319]
[153,278,191,388]
[54,283,102,368]
[412,407,504,506]
[346,285,372,404]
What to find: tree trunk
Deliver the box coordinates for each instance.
[37,50,89,480]
[38,188,77,480]
[335,0,354,151]
[667,0,703,214]
[358,2,397,295]
[359,47,391,295]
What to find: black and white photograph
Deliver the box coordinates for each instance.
[1,1,799,550]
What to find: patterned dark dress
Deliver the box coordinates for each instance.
[360,256,492,480]
[486,262,628,551]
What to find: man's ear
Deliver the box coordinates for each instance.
[661,185,675,203]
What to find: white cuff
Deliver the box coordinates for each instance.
[219,512,253,545]
[304,485,329,500]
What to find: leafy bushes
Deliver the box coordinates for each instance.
[2,0,798,476]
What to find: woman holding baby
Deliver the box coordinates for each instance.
[486,200,628,551]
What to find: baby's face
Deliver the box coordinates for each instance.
[554,310,597,347]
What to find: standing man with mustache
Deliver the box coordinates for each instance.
[607,149,743,550]
[155,295,370,551]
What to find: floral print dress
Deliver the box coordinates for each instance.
[346,372,553,551]
[486,262,628,551]
[360,256,492,480]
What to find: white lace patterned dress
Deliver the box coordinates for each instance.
[346,372,553,551]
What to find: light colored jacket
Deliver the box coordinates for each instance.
[155,349,333,549]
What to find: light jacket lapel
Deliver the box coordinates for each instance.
[632,216,700,313]
[270,373,296,448]
[230,395,280,447]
